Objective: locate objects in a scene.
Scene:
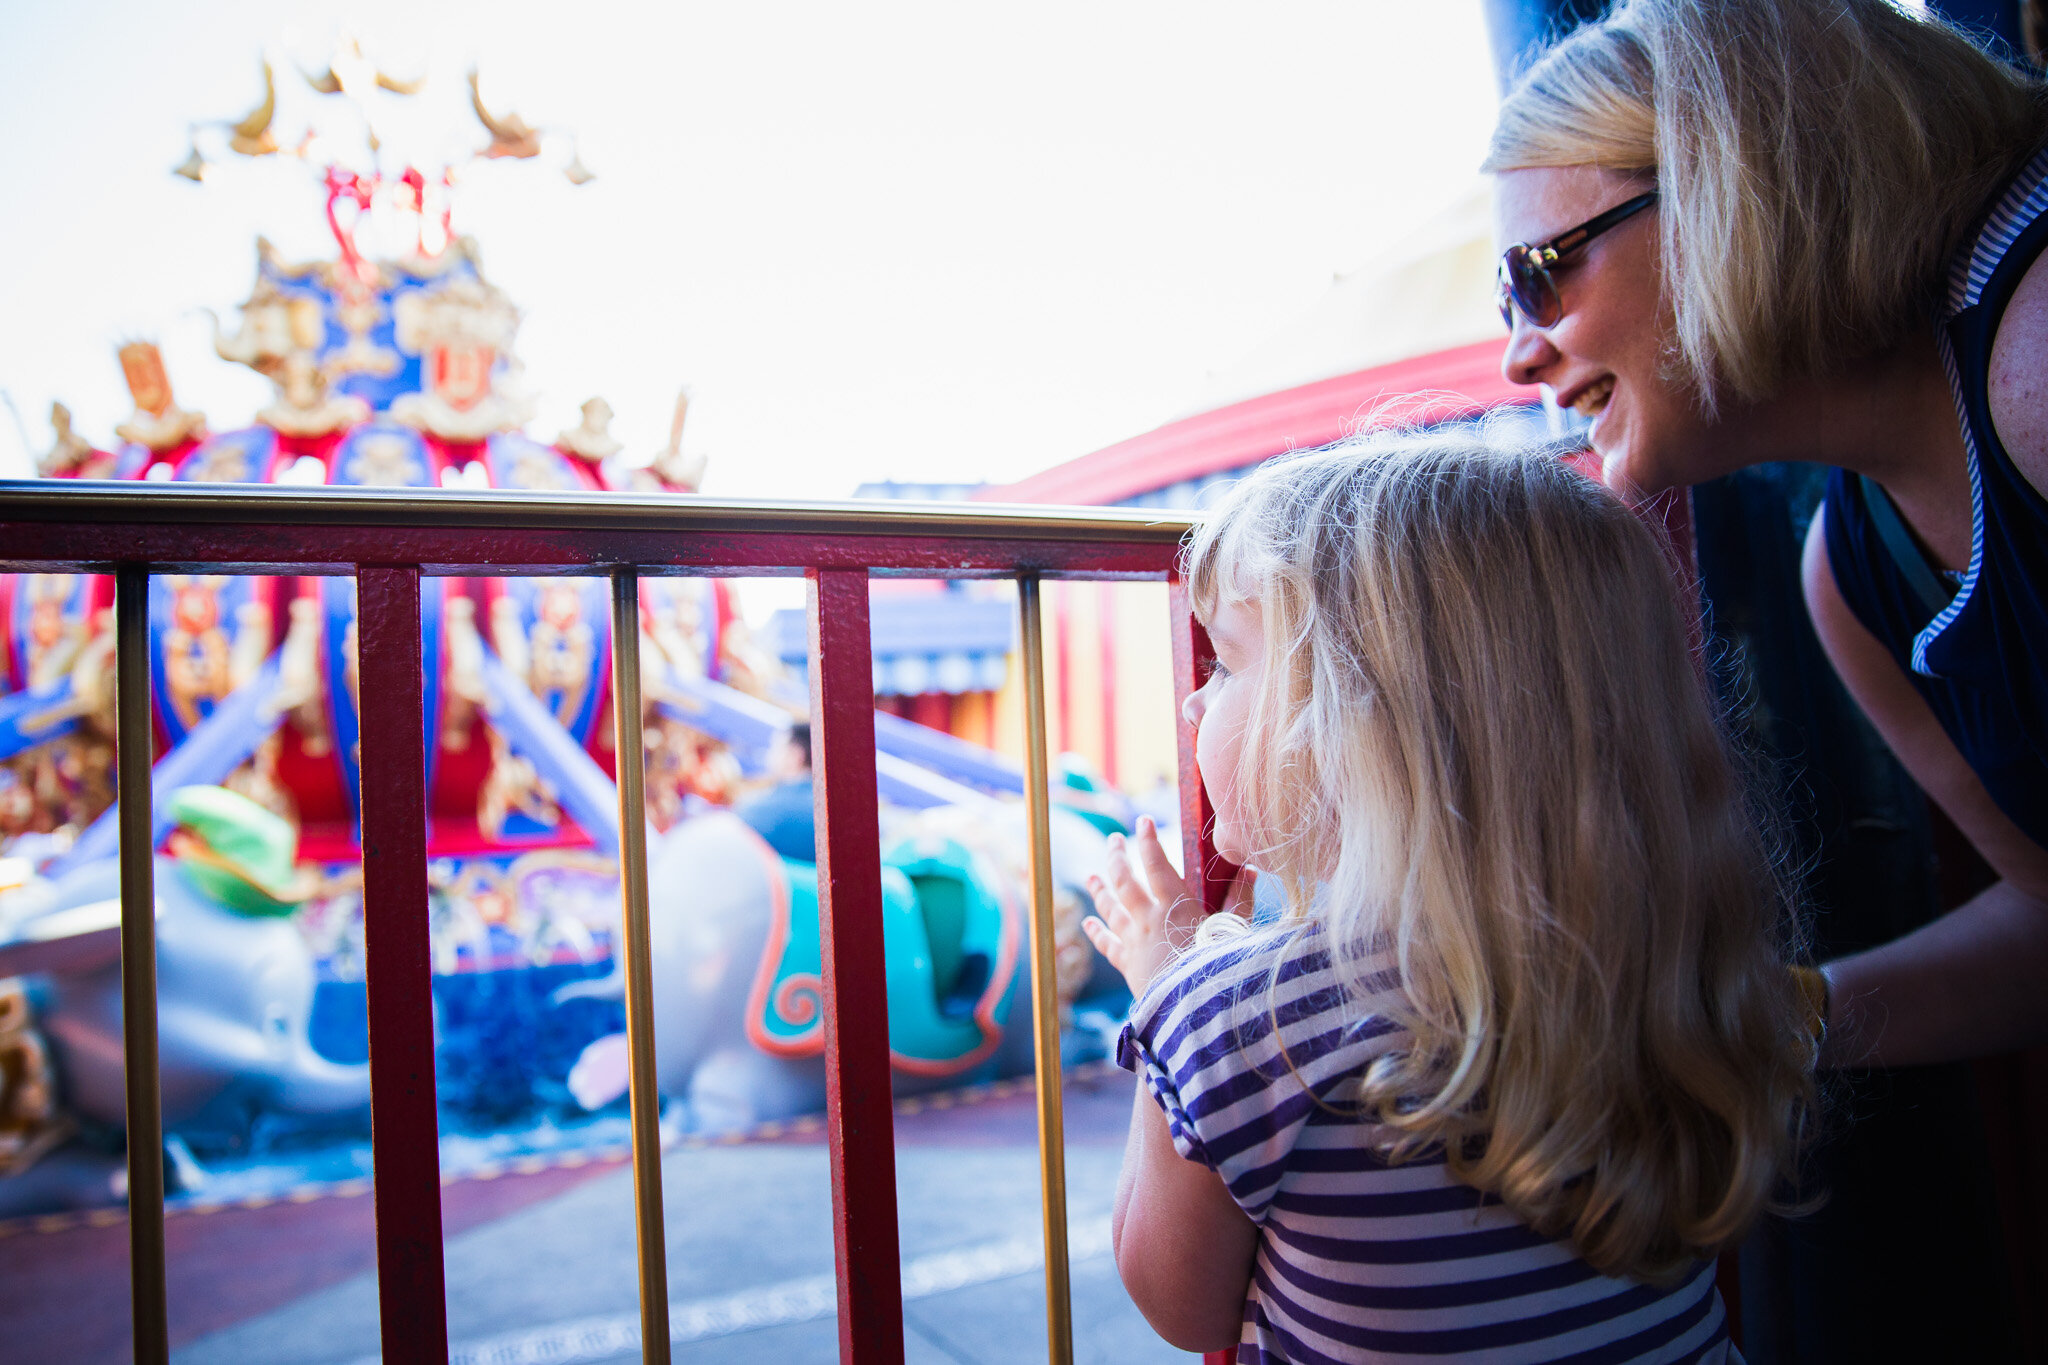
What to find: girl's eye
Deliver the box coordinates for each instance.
[1207,661,1231,682]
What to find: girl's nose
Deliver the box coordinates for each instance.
[1182,684,1208,729]
[1502,313,1561,388]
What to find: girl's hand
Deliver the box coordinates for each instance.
[1082,815,1229,997]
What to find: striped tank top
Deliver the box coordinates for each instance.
[1117,924,1735,1364]
[1821,143,2048,848]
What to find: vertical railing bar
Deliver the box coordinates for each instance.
[115,566,168,1365]
[1017,573,1075,1365]
[808,567,906,1365]
[355,564,449,1364]
[1166,578,1234,912]
[1170,582,1238,1365]
[609,568,673,1363]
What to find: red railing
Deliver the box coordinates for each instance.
[0,480,1220,1365]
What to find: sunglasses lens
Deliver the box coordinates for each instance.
[1504,248,1560,329]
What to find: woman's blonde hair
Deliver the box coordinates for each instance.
[1485,0,2048,409]
[1186,425,1814,1284]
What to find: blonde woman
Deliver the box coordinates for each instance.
[1486,0,2048,1071]
[1083,434,1813,1363]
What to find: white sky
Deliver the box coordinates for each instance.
[0,1,1501,501]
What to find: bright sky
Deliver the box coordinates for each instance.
[0,1,1500,499]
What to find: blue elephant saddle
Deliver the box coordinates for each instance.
[743,835,1020,1076]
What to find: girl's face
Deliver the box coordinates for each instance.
[1494,166,1750,497]
[1183,594,1263,866]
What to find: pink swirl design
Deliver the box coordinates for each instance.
[773,973,824,1030]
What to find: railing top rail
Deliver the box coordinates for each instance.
[0,480,1197,544]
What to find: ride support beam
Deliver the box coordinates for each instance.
[355,563,450,1364]
[808,567,907,1365]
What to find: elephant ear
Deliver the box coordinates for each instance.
[743,856,824,1057]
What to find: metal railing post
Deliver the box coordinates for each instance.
[1166,581,1242,1365]
[115,565,168,1365]
[1017,574,1075,1365]
[355,564,449,1363]
[609,568,673,1363]
[807,567,906,1364]
[1166,577,1235,913]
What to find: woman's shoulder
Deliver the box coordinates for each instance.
[1989,246,2048,499]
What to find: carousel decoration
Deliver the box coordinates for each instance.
[0,45,1126,1181]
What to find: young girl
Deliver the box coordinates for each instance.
[1083,431,1814,1362]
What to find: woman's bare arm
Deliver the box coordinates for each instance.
[1801,507,2048,1066]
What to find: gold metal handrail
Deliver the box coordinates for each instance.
[610,570,673,1364]
[1018,575,1075,1364]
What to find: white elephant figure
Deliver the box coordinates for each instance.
[563,802,1116,1133]
[18,857,369,1135]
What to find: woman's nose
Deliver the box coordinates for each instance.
[1502,314,1560,388]
[1182,684,1207,729]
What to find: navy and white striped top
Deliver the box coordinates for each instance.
[1822,143,2048,847]
[1116,924,1735,1364]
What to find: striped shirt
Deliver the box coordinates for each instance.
[1116,924,1736,1364]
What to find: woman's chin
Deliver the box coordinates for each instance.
[1594,427,1670,500]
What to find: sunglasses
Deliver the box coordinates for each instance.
[1496,191,1657,330]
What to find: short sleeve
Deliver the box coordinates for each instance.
[1114,927,1403,1225]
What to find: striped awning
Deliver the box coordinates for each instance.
[769,591,1014,697]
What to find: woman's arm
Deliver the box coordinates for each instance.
[1802,508,2048,1066]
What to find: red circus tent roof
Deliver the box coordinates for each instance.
[984,336,1523,508]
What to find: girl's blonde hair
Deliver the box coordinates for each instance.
[1484,0,2048,410]
[1186,426,1813,1284]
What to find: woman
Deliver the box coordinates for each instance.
[1485,0,2048,1071]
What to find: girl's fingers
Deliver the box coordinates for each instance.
[1134,816,1182,902]
[1080,914,1121,966]
[1086,873,1123,923]
[1106,834,1152,916]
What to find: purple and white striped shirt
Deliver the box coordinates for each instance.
[1116,923,1737,1364]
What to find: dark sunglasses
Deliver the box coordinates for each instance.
[1496,191,1657,330]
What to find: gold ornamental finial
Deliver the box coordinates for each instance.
[557,397,623,462]
[468,69,542,160]
[226,60,279,157]
[302,37,424,99]
[650,390,707,492]
[37,403,99,477]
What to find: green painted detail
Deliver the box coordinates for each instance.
[1057,754,1109,794]
[1056,803,1129,838]
[166,785,308,918]
[756,838,1016,1067]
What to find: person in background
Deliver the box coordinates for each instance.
[1084,431,1812,1363]
[1485,0,2048,1069]
[737,721,816,862]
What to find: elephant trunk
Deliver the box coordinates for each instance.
[267,1038,371,1116]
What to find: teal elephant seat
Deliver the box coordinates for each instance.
[745,836,1020,1076]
